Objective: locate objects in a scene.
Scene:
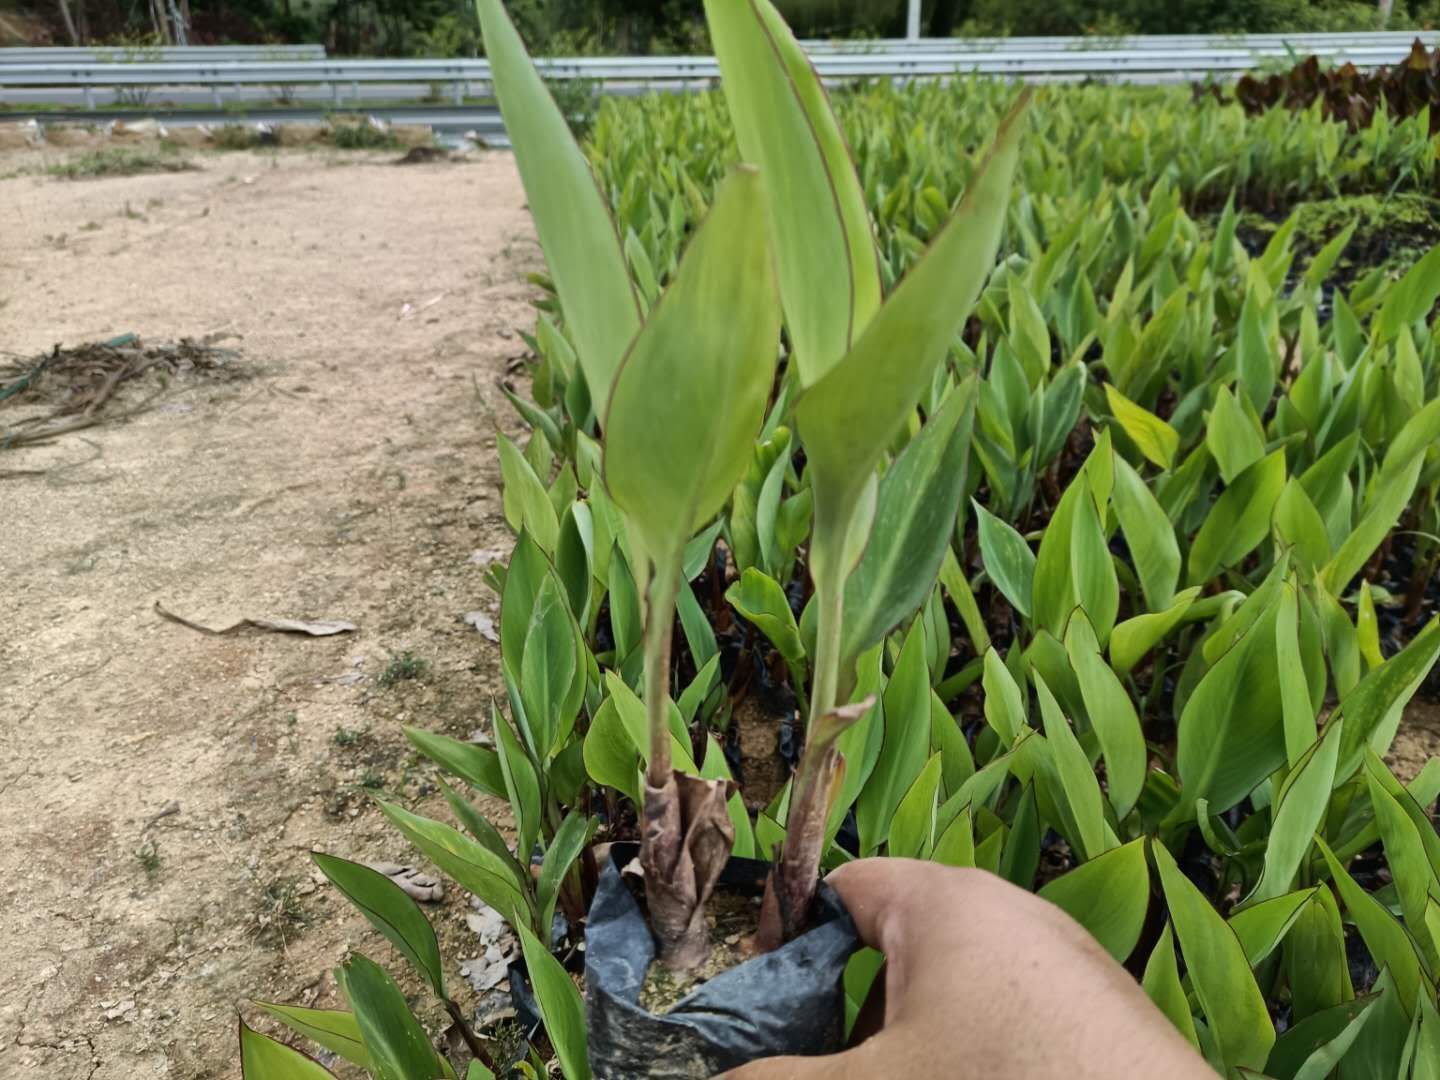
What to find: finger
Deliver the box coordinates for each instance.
[823,858,958,953]
[717,1038,882,1080]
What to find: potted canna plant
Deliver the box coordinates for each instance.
[468,0,1027,1074]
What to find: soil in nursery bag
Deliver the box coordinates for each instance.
[585,846,859,1079]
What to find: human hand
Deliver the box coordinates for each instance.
[720,859,1213,1079]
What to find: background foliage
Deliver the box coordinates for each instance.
[8,0,1440,54]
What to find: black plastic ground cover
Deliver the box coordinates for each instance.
[584,844,859,1079]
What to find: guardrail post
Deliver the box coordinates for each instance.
[452,79,464,105]
[212,85,223,108]
[905,0,921,40]
[83,85,95,109]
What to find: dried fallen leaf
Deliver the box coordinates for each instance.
[154,601,356,637]
[366,861,444,902]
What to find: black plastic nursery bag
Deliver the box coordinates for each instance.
[584,846,859,1079]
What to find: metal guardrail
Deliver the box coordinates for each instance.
[0,44,326,62]
[799,30,1440,53]
[0,34,1430,110]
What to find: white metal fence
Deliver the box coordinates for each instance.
[1,32,1431,111]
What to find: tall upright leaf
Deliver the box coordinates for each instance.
[704,0,880,387]
[475,0,640,399]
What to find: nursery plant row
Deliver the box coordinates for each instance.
[240,3,1440,1078]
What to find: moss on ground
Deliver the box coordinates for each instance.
[1234,192,1440,292]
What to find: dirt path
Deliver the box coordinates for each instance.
[0,148,535,1079]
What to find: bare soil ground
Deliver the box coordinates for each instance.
[1,146,536,1079]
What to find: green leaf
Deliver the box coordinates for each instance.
[440,782,529,892]
[1038,838,1149,962]
[239,1019,338,1079]
[1188,449,1287,584]
[518,576,579,760]
[1033,673,1112,861]
[1111,454,1180,613]
[336,954,445,1080]
[498,434,560,555]
[1207,384,1266,484]
[404,728,506,800]
[1110,587,1200,675]
[1365,754,1440,971]
[1267,995,1382,1080]
[1285,885,1350,1021]
[704,0,880,386]
[726,568,805,667]
[475,0,640,398]
[1333,617,1440,781]
[493,706,542,870]
[1414,989,1440,1080]
[1317,837,1428,1013]
[537,811,594,935]
[796,94,1029,557]
[982,647,1026,745]
[582,697,641,805]
[888,753,944,858]
[253,1005,369,1071]
[1174,590,1286,816]
[1105,383,1178,469]
[311,854,445,999]
[1320,456,1425,596]
[856,620,933,854]
[1233,288,1277,414]
[843,377,979,658]
[1372,241,1440,345]
[1229,889,1317,967]
[974,500,1035,619]
[1033,460,1118,644]
[378,802,532,934]
[1245,719,1343,906]
[1154,841,1276,1072]
[1274,480,1331,574]
[516,922,590,1080]
[1142,924,1199,1049]
[606,544,642,664]
[1064,612,1146,818]
[604,168,781,563]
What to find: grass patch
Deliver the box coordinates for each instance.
[327,120,402,151]
[253,877,312,948]
[378,650,428,687]
[134,839,160,881]
[48,146,197,180]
